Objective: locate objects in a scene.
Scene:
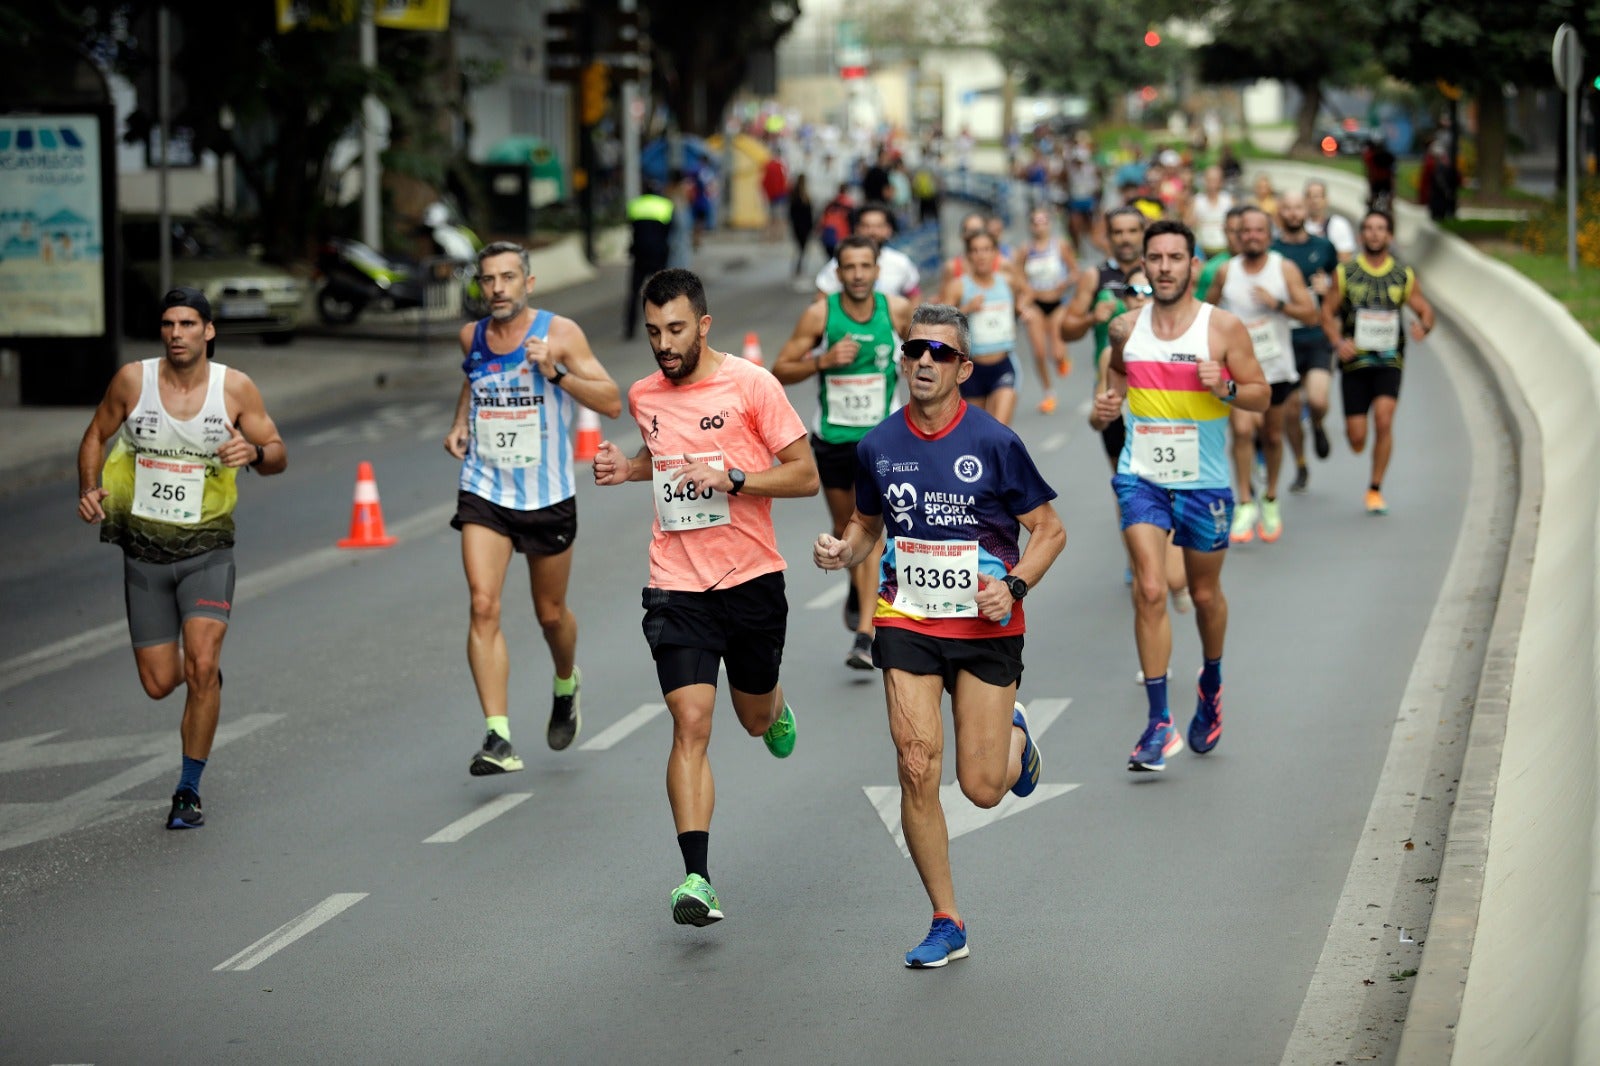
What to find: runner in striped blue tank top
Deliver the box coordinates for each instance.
[444,242,622,773]
[1089,221,1269,773]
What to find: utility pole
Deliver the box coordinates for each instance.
[360,2,381,250]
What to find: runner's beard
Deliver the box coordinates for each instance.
[1152,263,1192,306]
[655,335,703,380]
[490,295,527,322]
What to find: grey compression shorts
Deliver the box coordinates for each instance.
[123,548,236,648]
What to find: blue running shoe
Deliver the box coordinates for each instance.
[905,915,969,968]
[1189,672,1223,754]
[1011,702,1041,798]
[1128,719,1184,772]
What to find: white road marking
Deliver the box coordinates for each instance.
[423,792,532,843]
[0,503,456,694]
[863,698,1078,857]
[213,893,368,972]
[0,713,283,853]
[805,583,848,610]
[579,703,667,751]
[1039,432,1071,452]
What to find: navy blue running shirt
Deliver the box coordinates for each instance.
[855,402,1056,639]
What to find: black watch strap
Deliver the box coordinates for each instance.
[727,468,746,495]
[550,363,568,385]
[1004,574,1028,600]
[250,443,265,467]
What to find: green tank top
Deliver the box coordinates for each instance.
[1092,291,1126,369]
[816,293,899,444]
[1196,252,1229,304]
[1336,255,1415,370]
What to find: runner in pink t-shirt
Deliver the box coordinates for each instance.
[592,268,819,929]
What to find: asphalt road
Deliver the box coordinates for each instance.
[0,227,1497,1064]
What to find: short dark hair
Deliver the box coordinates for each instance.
[852,201,897,234]
[835,234,879,262]
[963,229,998,252]
[477,240,529,274]
[1105,205,1146,228]
[909,303,970,354]
[1144,219,1196,257]
[1237,205,1271,225]
[641,268,708,319]
[1362,208,1394,234]
[1223,204,1251,220]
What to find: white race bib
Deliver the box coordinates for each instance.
[1354,308,1401,352]
[1130,422,1200,485]
[133,455,208,525]
[892,537,980,617]
[1246,318,1294,383]
[969,304,1014,349]
[652,452,731,532]
[825,373,886,428]
[475,406,542,468]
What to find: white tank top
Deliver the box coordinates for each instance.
[1218,251,1297,385]
[1192,191,1233,251]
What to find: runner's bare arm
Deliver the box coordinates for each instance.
[546,316,623,418]
[225,370,287,475]
[1210,309,1271,413]
[677,434,819,500]
[76,363,141,520]
[1203,260,1230,306]
[815,509,884,571]
[1322,272,1356,360]
[1009,500,1066,590]
[1058,267,1100,341]
[593,442,653,486]
[771,301,830,384]
[1280,261,1319,326]
[888,295,913,338]
[1088,313,1134,431]
[1406,275,1437,341]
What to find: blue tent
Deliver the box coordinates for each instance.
[641,136,721,185]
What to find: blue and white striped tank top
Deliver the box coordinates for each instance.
[458,310,577,511]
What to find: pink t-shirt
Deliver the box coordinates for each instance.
[628,353,807,591]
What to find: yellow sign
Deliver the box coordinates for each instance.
[374,0,450,31]
[275,0,448,33]
[275,0,358,33]
[1436,79,1463,101]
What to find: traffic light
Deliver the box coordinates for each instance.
[581,62,610,126]
[1144,28,1161,47]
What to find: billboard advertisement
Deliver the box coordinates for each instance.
[0,114,106,337]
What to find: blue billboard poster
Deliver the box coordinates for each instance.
[0,114,106,337]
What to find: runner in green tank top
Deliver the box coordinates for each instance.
[774,235,912,668]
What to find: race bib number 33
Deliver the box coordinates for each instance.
[652,452,731,531]
[1130,422,1199,485]
[133,455,207,525]
[892,537,980,618]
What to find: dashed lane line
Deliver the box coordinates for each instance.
[423,792,532,843]
[213,893,368,972]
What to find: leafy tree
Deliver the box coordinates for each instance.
[987,0,1171,117]
[1194,2,1377,153]
[1373,0,1599,196]
[640,0,800,135]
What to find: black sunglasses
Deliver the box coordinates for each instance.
[900,339,967,363]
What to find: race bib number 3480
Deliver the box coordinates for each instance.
[652,452,731,531]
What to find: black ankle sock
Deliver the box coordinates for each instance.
[678,831,709,879]
[1370,482,1382,492]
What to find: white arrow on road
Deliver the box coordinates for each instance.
[0,712,283,853]
[863,698,1077,859]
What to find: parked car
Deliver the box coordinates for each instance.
[1318,118,1380,157]
[121,214,306,344]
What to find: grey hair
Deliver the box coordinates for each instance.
[909,303,970,354]
[477,240,531,274]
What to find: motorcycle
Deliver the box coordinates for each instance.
[314,238,428,325]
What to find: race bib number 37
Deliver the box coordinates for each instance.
[133,455,207,525]
[892,537,980,618]
[475,407,542,468]
[1130,422,1199,485]
[652,452,731,532]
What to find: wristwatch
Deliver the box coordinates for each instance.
[1225,379,1237,400]
[549,363,569,385]
[250,443,265,467]
[727,468,746,496]
[1002,574,1028,601]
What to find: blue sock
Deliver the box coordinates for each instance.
[1144,675,1170,723]
[1201,657,1223,697]
[178,755,206,795]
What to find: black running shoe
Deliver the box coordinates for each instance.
[470,732,524,775]
[167,788,204,830]
[1313,423,1331,460]
[846,631,874,670]
[547,669,582,751]
[1290,465,1309,494]
[843,584,861,632]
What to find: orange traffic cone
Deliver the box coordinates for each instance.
[742,331,764,368]
[337,461,397,549]
[574,406,601,461]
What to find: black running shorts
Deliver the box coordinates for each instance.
[810,436,861,493]
[642,571,788,696]
[1340,365,1403,418]
[451,491,577,556]
[872,625,1025,695]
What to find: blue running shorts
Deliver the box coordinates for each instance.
[1113,474,1234,552]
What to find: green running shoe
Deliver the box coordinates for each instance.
[763,703,796,758]
[670,873,724,926]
